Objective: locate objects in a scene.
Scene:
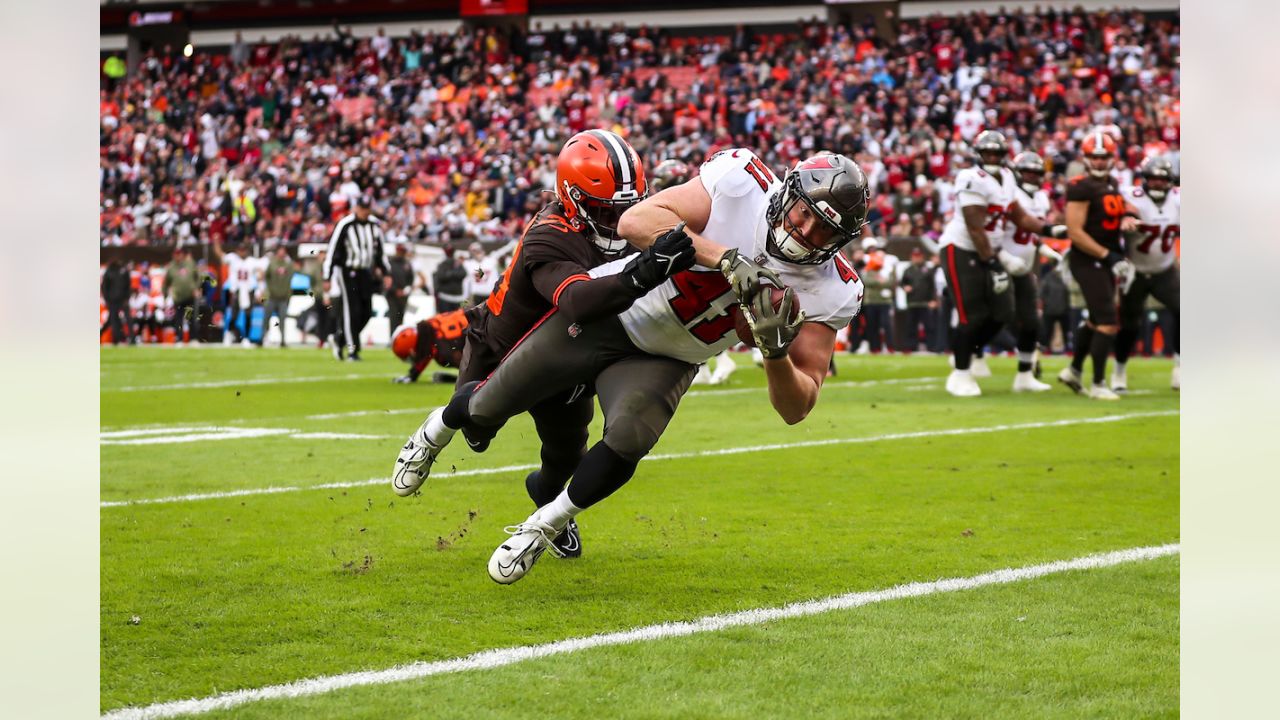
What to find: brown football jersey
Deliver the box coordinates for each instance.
[469,202,616,360]
[1065,174,1127,252]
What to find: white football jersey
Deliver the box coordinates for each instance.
[1004,186,1051,264]
[589,148,864,365]
[222,252,254,292]
[1124,186,1180,274]
[940,166,1019,252]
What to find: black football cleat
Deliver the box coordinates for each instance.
[525,470,581,558]
[552,519,582,558]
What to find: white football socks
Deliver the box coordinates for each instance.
[425,407,456,445]
[537,490,584,531]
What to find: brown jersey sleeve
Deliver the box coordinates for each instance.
[521,232,644,324]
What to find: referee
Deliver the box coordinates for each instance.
[323,195,392,361]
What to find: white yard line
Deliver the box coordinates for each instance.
[106,374,385,393]
[99,543,1180,720]
[100,376,942,431]
[100,410,1177,508]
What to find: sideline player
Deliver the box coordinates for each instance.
[1056,129,1140,399]
[939,131,1065,397]
[1112,156,1180,392]
[390,309,469,384]
[395,149,868,584]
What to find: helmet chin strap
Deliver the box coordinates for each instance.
[773,223,814,262]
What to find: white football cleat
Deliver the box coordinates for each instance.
[1171,364,1180,391]
[751,347,765,367]
[691,363,714,385]
[1012,371,1051,392]
[970,357,992,378]
[946,369,982,397]
[488,513,565,584]
[1089,384,1121,401]
[1057,366,1085,395]
[710,352,737,384]
[1110,364,1128,394]
[391,407,452,496]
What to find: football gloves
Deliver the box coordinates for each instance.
[623,221,696,293]
[1112,258,1137,294]
[742,286,805,360]
[719,247,784,304]
[1037,243,1064,264]
[1043,224,1069,239]
[997,249,1032,277]
[982,258,1010,294]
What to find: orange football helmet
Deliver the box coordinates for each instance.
[555,129,648,255]
[391,324,418,362]
[1080,128,1118,179]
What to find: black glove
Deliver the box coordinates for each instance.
[1101,250,1126,268]
[719,247,784,303]
[393,375,416,384]
[622,222,696,293]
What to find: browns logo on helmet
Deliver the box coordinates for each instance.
[1080,128,1118,179]
[555,129,648,256]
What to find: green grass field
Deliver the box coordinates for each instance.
[100,347,1179,718]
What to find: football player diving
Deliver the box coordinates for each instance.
[394,149,869,585]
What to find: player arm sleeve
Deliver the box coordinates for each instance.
[529,258,642,323]
[408,357,430,381]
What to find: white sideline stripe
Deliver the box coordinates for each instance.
[304,407,434,421]
[99,428,392,446]
[99,543,1180,720]
[101,429,292,446]
[104,377,941,430]
[108,374,382,392]
[289,432,391,441]
[99,411,1177,508]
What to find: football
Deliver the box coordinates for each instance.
[732,285,800,346]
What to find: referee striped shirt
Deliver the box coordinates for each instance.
[323,213,392,280]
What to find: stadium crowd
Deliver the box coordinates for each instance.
[99,6,1178,354]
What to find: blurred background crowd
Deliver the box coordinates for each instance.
[99,4,1178,357]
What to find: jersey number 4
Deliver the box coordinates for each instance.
[1136,224,1179,254]
[668,270,735,344]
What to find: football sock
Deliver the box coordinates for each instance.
[1089,332,1114,385]
[537,490,584,532]
[425,406,456,446]
[566,442,639,510]
[952,325,973,371]
[1016,328,1037,372]
[441,381,481,430]
[526,470,565,508]
[1114,326,1137,365]
[1071,323,1094,373]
